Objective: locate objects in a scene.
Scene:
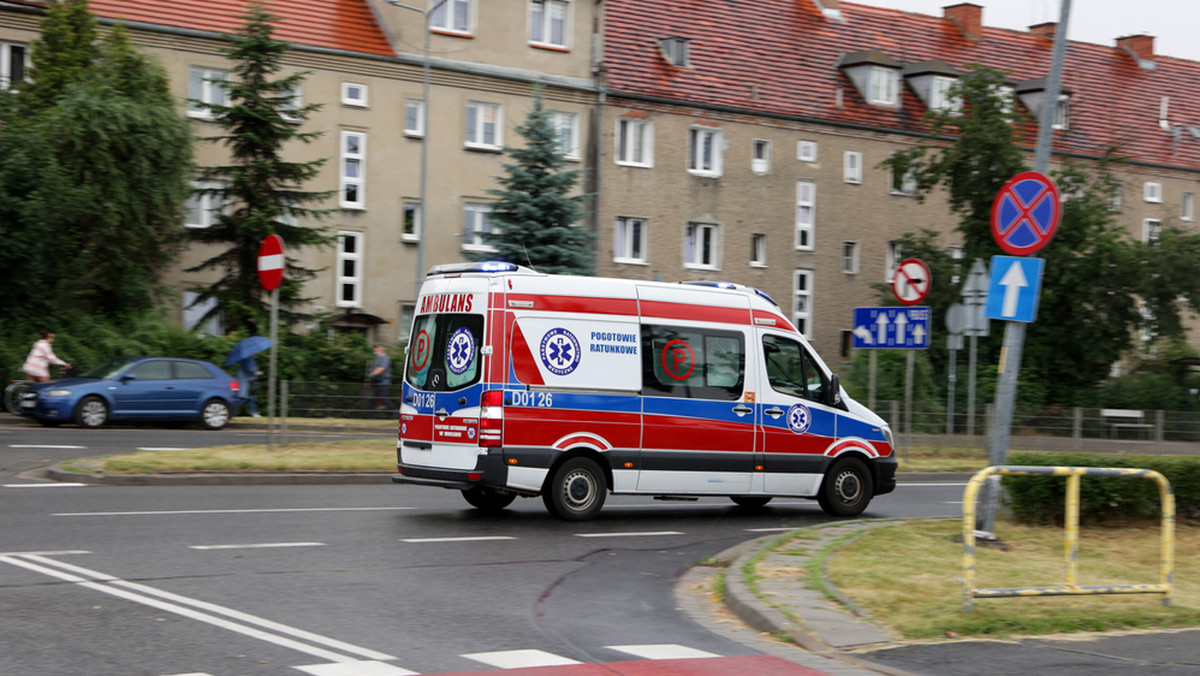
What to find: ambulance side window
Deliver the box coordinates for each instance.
[406,315,438,388]
[641,325,744,401]
[762,334,826,403]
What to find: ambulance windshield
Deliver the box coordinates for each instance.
[405,314,484,391]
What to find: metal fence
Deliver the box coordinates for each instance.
[277,380,399,420]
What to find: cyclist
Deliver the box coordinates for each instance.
[22,330,70,383]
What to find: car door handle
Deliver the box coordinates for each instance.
[732,404,753,416]
[434,407,449,419]
[765,406,785,418]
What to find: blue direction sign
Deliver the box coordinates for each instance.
[852,307,930,349]
[991,171,1061,256]
[985,256,1045,323]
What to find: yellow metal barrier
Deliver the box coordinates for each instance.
[961,465,1174,612]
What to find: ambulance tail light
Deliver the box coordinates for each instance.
[479,389,503,448]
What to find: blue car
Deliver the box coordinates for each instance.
[20,357,242,429]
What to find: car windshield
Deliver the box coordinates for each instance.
[81,359,134,380]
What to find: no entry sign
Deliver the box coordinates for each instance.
[257,234,285,291]
[991,171,1061,256]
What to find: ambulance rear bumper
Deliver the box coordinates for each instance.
[393,453,508,490]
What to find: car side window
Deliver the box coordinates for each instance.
[762,334,826,403]
[173,361,213,379]
[641,324,744,401]
[127,360,171,381]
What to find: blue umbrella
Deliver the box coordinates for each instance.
[225,336,272,367]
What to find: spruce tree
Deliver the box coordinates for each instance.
[17,0,98,116]
[469,92,593,275]
[187,4,333,335]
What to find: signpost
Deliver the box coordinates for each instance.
[945,304,965,435]
[257,235,284,451]
[985,256,1045,323]
[962,259,989,438]
[990,172,1062,256]
[892,258,932,305]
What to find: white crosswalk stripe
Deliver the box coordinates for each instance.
[462,649,583,669]
[606,644,721,660]
[293,661,418,675]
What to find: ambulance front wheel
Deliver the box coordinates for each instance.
[543,457,607,521]
[462,486,517,512]
[817,457,873,517]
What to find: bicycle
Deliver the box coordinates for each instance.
[4,377,30,416]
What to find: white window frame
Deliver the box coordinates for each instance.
[465,101,502,150]
[930,76,962,113]
[867,66,899,106]
[186,66,230,119]
[185,180,226,229]
[529,0,569,48]
[1110,185,1123,212]
[1052,94,1070,130]
[1144,182,1163,203]
[842,241,860,274]
[843,151,862,184]
[797,140,817,162]
[750,233,767,268]
[1143,218,1162,244]
[891,167,917,196]
[431,0,472,34]
[402,200,422,242]
[405,98,425,137]
[684,221,720,270]
[462,202,496,252]
[886,240,903,282]
[613,216,647,264]
[658,37,690,67]
[336,231,364,308]
[1184,192,1195,222]
[793,269,814,339]
[1,41,28,91]
[615,118,653,167]
[751,139,771,174]
[340,131,367,210]
[551,111,580,159]
[183,290,221,336]
[795,180,815,251]
[687,126,723,177]
[341,82,368,107]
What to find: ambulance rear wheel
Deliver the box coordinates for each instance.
[461,486,517,512]
[543,457,606,521]
[730,496,772,509]
[817,457,873,517]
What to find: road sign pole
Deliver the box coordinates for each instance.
[868,350,877,411]
[268,286,278,452]
[904,349,914,461]
[967,334,978,438]
[947,347,957,436]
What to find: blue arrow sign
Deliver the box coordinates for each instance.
[852,307,930,349]
[984,256,1044,323]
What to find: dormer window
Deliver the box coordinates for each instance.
[659,37,690,68]
[903,60,961,114]
[1016,78,1073,129]
[838,49,902,108]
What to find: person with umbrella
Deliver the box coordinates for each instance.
[226,337,271,418]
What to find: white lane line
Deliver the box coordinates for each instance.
[8,444,86,449]
[903,482,969,487]
[4,483,90,488]
[745,527,797,533]
[55,507,413,517]
[399,536,516,543]
[1,554,396,663]
[189,542,326,551]
[606,644,721,660]
[0,550,90,556]
[294,661,417,675]
[137,447,193,452]
[573,531,684,538]
[462,649,581,669]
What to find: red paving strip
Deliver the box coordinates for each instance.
[426,655,830,676]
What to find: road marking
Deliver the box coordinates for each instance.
[55,507,413,517]
[294,661,417,675]
[573,531,684,538]
[4,483,90,488]
[0,554,396,663]
[400,536,516,543]
[745,527,797,533]
[463,649,581,669]
[902,482,968,487]
[189,542,326,550]
[137,447,193,452]
[0,550,90,556]
[8,444,86,449]
[606,644,720,660]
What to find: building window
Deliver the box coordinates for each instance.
[793,269,814,338]
[751,233,767,267]
[466,101,502,150]
[687,126,722,176]
[840,330,853,361]
[402,201,421,242]
[341,82,368,107]
[399,304,415,343]
[658,37,690,67]
[752,139,771,174]
[1110,185,1123,212]
[340,131,366,209]
[1052,94,1070,130]
[1143,219,1162,244]
[529,0,568,48]
[186,66,230,118]
[797,140,817,162]
[405,98,425,136]
[1,41,28,91]
[614,216,647,263]
[185,180,226,229]
[616,118,653,167]
[1144,182,1163,203]
[843,151,862,184]
[867,66,899,106]
[337,231,363,308]
[431,0,472,33]
[931,76,962,113]
[1184,193,1195,221]
[685,222,719,269]
[842,241,860,274]
[891,167,917,196]
[886,240,903,282]
[183,290,221,336]
[551,111,579,159]
[463,202,495,251]
[795,180,815,250]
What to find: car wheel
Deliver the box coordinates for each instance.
[201,399,231,430]
[542,457,607,522]
[730,496,772,509]
[461,486,517,512]
[817,457,873,517]
[75,396,109,428]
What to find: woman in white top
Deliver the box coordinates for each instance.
[22,330,71,383]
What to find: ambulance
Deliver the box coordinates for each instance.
[394,262,896,521]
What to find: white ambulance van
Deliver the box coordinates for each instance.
[394,262,896,521]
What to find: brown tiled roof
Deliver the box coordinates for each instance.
[602,0,1200,171]
[88,0,394,58]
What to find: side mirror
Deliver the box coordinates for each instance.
[120,374,138,382]
[826,374,842,407]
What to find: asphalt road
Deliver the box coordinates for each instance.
[0,416,966,676]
